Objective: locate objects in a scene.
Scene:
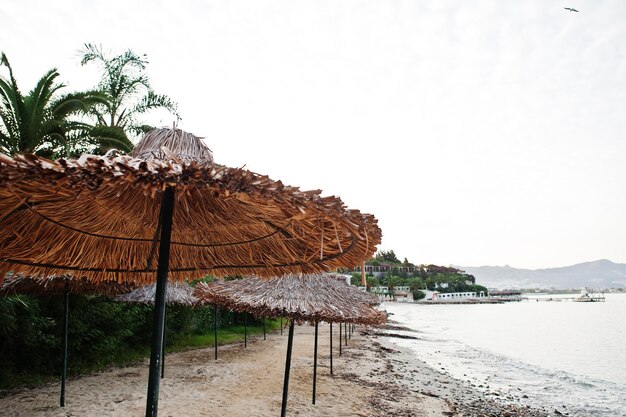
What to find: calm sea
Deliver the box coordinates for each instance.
[384,293,626,416]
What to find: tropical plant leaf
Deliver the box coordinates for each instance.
[79,44,180,141]
[89,125,134,153]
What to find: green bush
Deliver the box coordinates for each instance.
[412,290,426,300]
[0,293,257,391]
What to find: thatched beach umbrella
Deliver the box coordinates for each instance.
[0,274,133,407]
[115,281,197,306]
[115,281,197,378]
[0,128,381,417]
[322,273,381,363]
[194,274,386,416]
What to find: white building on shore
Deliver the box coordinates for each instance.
[421,290,486,301]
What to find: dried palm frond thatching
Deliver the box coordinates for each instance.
[193,274,387,326]
[0,128,381,285]
[131,128,213,164]
[0,274,134,297]
[115,281,197,306]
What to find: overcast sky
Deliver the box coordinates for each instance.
[2,1,625,269]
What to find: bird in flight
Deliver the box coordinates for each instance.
[564,7,579,12]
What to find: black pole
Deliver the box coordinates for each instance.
[348,322,351,339]
[313,321,318,405]
[263,318,266,340]
[329,323,333,375]
[344,323,348,346]
[280,318,283,335]
[214,305,218,360]
[161,307,167,379]
[60,281,69,407]
[280,321,295,417]
[339,322,342,356]
[244,312,248,348]
[145,187,175,417]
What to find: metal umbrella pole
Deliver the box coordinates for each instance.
[280,318,283,335]
[312,321,319,404]
[145,187,175,417]
[329,323,333,375]
[214,305,218,360]
[280,321,295,417]
[244,312,248,348]
[60,281,70,407]
[161,308,167,379]
[263,317,266,340]
[344,323,348,346]
[339,321,342,356]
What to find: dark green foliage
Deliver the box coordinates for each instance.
[365,276,380,290]
[374,250,400,263]
[386,275,402,291]
[412,290,426,300]
[350,273,362,286]
[0,297,57,383]
[363,249,485,293]
[0,293,249,392]
[423,273,486,294]
[0,52,125,157]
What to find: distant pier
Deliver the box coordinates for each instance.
[522,295,606,302]
[523,287,606,302]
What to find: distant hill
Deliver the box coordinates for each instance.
[456,259,626,290]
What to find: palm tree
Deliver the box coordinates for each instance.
[0,53,131,157]
[80,44,180,142]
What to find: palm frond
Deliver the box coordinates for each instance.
[78,45,181,140]
[89,125,134,152]
[79,43,107,66]
[51,91,109,118]
[132,91,180,120]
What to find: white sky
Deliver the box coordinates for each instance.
[2,0,625,269]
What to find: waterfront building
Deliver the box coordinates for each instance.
[433,291,478,300]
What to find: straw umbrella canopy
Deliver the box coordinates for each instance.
[115,281,197,379]
[0,127,381,417]
[193,274,387,325]
[0,274,133,297]
[0,274,133,407]
[0,129,381,284]
[115,281,197,306]
[193,274,386,417]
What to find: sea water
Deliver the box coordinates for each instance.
[383,293,626,416]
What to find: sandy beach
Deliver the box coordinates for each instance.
[0,322,547,417]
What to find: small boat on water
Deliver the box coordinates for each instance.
[573,287,606,302]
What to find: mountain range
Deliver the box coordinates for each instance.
[456,259,626,290]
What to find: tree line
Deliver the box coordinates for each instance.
[350,250,488,298]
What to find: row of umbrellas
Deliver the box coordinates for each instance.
[0,127,383,417]
[192,274,386,416]
[0,273,385,416]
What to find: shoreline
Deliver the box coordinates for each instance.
[0,322,551,416]
[373,322,553,416]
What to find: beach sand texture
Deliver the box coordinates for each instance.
[0,324,450,417]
